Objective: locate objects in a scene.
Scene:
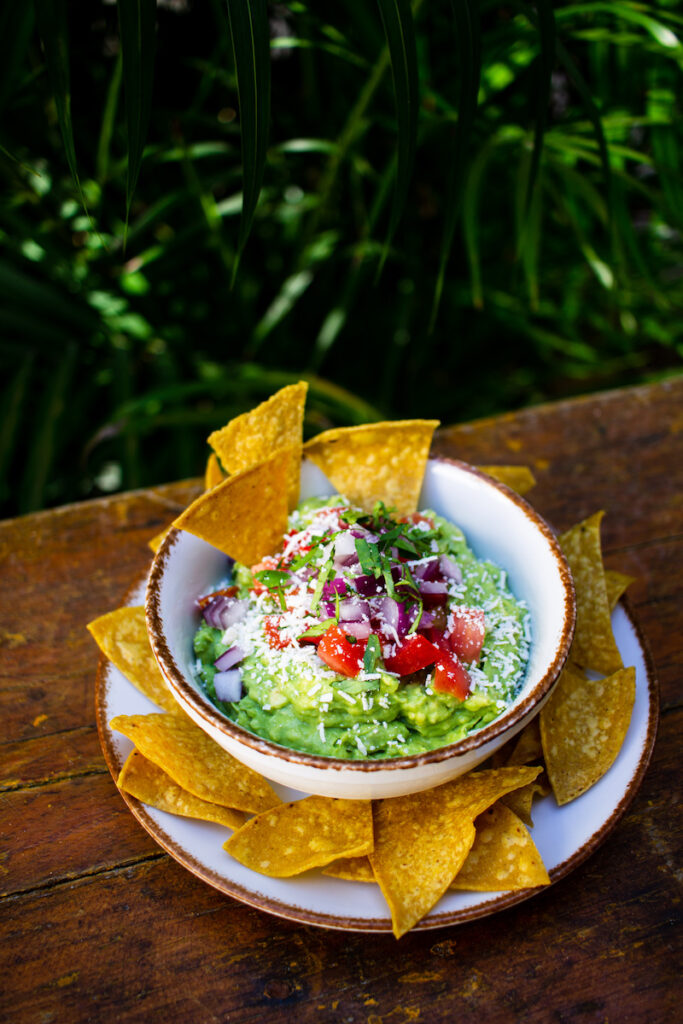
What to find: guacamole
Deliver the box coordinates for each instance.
[193,497,530,759]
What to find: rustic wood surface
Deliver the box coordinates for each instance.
[1,378,681,1024]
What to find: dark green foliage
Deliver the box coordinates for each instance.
[0,0,681,518]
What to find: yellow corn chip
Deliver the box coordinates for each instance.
[148,455,226,554]
[110,712,280,814]
[148,529,168,554]
[369,766,541,937]
[118,749,246,830]
[504,718,543,766]
[540,664,636,805]
[208,382,307,509]
[224,796,373,877]
[605,569,636,611]
[172,449,291,564]
[451,803,549,891]
[303,419,439,517]
[500,780,546,827]
[478,465,536,496]
[204,452,225,490]
[560,511,623,674]
[87,607,178,712]
[322,856,376,883]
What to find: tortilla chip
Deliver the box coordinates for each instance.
[204,452,225,490]
[451,803,549,891]
[147,455,226,554]
[605,569,636,611]
[303,420,439,516]
[207,382,307,509]
[110,712,280,815]
[323,856,376,883]
[478,465,536,496]
[504,718,543,767]
[560,512,623,674]
[87,607,178,712]
[117,749,246,830]
[369,766,541,937]
[224,796,373,877]
[500,780,546,827]
[540,664,636,805]
[148,529,168,554]
[172,449,291,564]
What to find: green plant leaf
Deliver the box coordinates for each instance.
[430,0,481,328]
[520,0,555,224]
[96,51,123,185]
[225,0,271,276]
[556,39,615,259]
[116,0,156,224]
[0,3,34,115]
[33,0,83,203]
[20,341,77,513]
[375,0,419,264]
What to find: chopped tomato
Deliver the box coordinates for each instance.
[196,586,238,609]
[447,608,485,663]
[317,625,367,678]
[384,634,438,676]
[250,557,280,594]
[433,651,471,700]
[402,512,435,529]
[264,616,294,650]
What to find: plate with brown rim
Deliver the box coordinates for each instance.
[95,583,658,933]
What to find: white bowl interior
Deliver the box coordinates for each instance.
[148,458,573,797]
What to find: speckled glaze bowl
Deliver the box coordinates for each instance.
[146,456,575,799]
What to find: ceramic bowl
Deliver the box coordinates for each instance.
[146,456,575,799]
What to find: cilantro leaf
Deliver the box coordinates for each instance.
[363,634,383,673]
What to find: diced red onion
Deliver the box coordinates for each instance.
[354,574,384,597]
[411,557,440,581]
[351,528,379,543]
[338,597,371,622]
[378,596,410,636]
[213,669,243,702]
[439,554,462,583]
[203,596,248,630]
[334,532,358,567]
[342,621,372,640]
[418,580,449,605]
[419,609,437,629]
[214,645,244,671]
[322,577,348,601]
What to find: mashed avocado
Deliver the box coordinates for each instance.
[194,496,530,759]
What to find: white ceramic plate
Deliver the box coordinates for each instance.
[96,585,657,932]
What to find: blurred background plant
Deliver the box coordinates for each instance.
[1,0,681,518]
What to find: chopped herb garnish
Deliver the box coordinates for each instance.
[363,633,383,673]
[355,537,382,577]
[253,569,291,611]
[310,558,334,612]
[298,618,336,641]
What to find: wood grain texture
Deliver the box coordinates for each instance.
[1,380,681,1024]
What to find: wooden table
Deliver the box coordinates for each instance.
[2,378,681,1023]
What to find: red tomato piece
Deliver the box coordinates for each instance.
[384,634,439,676]
[264,617,294,650]
[402,512,436,529]
[317,625,367,678]
[447,608,486,664]
[433,651,471,700]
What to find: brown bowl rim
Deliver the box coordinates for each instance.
[145,456,576,773]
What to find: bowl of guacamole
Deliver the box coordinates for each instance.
[147,457,576,799]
